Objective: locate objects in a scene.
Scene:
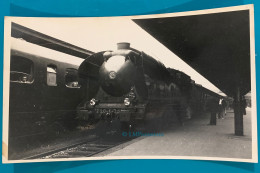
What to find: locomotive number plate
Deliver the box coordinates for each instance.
[95,109,121,114]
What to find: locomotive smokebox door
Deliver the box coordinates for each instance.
[99,43,137,97]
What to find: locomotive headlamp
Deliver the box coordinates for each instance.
[90,98,96,106]
[124,98,131,106]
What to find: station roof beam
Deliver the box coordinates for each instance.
[11,22,94,59]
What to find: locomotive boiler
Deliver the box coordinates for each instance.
[77,43,206,130]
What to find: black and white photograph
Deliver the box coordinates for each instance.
[2,5,257,163]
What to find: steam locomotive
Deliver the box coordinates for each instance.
[77,43,214,130]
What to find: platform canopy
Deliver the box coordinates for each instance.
[133,10,251,97]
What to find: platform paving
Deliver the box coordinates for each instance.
[101,108,252,159]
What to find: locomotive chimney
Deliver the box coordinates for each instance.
[117,42,130,50]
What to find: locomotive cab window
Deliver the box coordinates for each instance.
[47,65,57,86]
[10,55,34,84]
[65,68,81,88]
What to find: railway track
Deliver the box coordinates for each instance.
[21,121,157,160]
[23,133,135,159]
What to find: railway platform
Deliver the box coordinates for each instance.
[98,108,252,159]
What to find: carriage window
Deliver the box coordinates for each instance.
[65,68,81,88]
[10,55,34,84]
[47,65,57,86]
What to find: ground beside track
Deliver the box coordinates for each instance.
[96,108,252,159]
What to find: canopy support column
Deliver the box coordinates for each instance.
[234,87,244,136]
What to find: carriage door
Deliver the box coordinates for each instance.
[10,55,34,112]
[9,55,34,138]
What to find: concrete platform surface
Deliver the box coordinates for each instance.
[99,108,252,159]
